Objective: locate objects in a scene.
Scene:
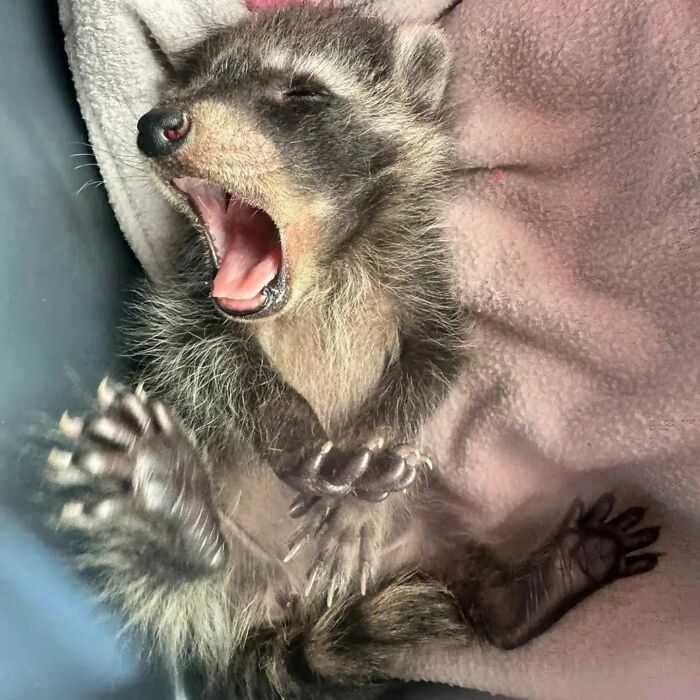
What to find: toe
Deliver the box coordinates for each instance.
[621,553,659,577]
[84,414,138,450]
[621,526,661,552]
[97,377,119,409]
[289,494,320,519]
[117,392,152,433]
[72,446,134,479]
[582,492,616,526]
[371,451,407,488]
[607,506,646,532]
[392,464,417,492]
[58,496,132,529]
[562,498,586,528]
[331,447,372,488]
[58,412,84,440]
[353,486,390,502]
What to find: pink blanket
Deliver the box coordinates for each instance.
[394,1,700,697]
[60,0,700,697]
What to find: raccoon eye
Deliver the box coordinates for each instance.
[280,83,330,101]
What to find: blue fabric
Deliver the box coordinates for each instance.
[0,1,166,697]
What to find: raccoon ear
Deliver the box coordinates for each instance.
[393,25,452,116]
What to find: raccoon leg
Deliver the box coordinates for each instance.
[451,493,661,650]
[218,493,660,700]
[48,377,226,577]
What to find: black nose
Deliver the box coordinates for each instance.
[137,108,190,158]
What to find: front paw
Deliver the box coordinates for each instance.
[274,435,431,503]
[47,378,226,575]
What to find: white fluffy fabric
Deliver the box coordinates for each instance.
[59,0,700,697]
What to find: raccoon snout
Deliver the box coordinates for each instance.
[137,107,190,158]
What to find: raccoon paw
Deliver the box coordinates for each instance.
[468,493,661,650]
[284,498,384,604]
[554,493,660,588]
[274,436,430,503]
[48,378,226,574]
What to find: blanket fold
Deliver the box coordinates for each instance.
[59,0,700,697]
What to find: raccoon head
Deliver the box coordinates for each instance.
[137,6,452,320]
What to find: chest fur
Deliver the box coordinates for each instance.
[256,298,400,431]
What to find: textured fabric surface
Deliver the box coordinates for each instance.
[58,0,700,698]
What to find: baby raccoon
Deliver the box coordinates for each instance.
[47,5,660,699]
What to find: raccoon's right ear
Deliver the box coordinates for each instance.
[393,25,452,117]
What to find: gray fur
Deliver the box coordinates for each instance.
[46,6,660,700]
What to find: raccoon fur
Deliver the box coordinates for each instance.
[47,5,661,699]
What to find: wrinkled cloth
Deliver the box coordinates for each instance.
[59,0,700,697]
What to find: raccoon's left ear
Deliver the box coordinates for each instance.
[393,25,452,116]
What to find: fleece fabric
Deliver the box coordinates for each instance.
[58,0,700,697]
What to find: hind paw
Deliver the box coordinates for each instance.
[48,378,226,574]
[558,493,661,586]
[284,498,386,604]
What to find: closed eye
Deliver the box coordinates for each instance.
[281,83,330,100]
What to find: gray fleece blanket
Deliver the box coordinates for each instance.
[59,0,700,698]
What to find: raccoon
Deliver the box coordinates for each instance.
[47,5,660,699]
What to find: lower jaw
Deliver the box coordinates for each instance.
[215,293,267,314]
[212,270,288,319]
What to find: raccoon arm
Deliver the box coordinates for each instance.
[248,316,464,500]
[350,316,465,446]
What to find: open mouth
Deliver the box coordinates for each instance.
[172,176,285,317]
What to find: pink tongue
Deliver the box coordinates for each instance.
[212,234,281,301]
[211,207,281,302]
